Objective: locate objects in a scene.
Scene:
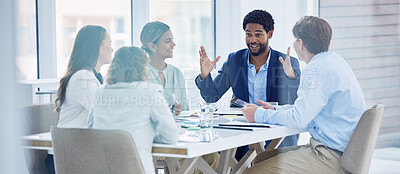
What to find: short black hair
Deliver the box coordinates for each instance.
[242,9,275,32]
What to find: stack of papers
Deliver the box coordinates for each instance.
[177,111,200,117]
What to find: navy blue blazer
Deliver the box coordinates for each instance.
[195,48,301,105]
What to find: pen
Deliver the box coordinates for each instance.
[171,94,178,115]
[218,124,270,128]
[213,126,253,131]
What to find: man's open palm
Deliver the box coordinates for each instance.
[199,46,220,79]
[279,47,296,78]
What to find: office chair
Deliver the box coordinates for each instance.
[51,127,144,174]
[22,103,59,174]
[341,104,384,174]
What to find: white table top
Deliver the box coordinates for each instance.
[21,118,306,158]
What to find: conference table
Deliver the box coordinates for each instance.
[21,114,306,174]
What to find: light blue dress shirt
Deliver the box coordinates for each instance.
[248,51,271,104]
[254,52,366,152]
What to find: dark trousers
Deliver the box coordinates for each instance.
[235,134,298,161]
[45,154,56,174]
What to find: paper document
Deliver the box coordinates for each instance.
[214,108,243,115]
[177,110,200,117]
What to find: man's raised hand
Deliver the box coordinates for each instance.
[279,47,296,78]
[199,46,220,80]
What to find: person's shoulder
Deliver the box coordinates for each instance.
[140,81,164,92]
[106,81,164,95]
[141,82,165,98]
[167,63,185,76]
[225,48,248,66]
[67,70,97,87]
[166,63,182,72]
[71,69,96,80]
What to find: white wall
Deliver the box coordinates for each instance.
[0,0,29,173]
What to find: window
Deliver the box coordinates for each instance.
[149,0,213,71]
[55,0,131,77]
[16,0,37,80]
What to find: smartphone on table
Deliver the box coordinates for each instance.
[230,97,248,108]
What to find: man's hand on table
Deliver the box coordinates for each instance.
[241,104,258,123]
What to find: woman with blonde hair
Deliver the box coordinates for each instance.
[140,21,219,174]
[87,46,179,174]
[140,21,189,115]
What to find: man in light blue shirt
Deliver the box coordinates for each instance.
[243,16,366,173]
[247,50,270,104]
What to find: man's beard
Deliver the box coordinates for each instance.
[247,43,267,56]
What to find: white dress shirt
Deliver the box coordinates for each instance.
[247,50,271,104]
[87,81,179,174]
[255,52,366,152]
[58,69,100,128]
[148,64,189,110]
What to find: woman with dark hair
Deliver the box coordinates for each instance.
[55,25,113,128]
[45,25,113,174]
[140,21,219,174]
[87,46,179,174]
[140,21,188,115]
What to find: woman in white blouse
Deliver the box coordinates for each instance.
[140,21,220,174]
[55,25,113,128]
[47,25,113,174]
[140,21,189,115]
[87,46,179,174]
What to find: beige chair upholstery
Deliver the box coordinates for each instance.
[341,104,384,174]
[22,103,59,135]
[51,127,145,174]
[22,103,59,174]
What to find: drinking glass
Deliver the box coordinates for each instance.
[200,103,215,128]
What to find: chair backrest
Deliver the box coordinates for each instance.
[50,127,144,174]
[22,103,59,135]
[22,103,59,174]
[341,104,384,174]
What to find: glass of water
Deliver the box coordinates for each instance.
[200,103,215,128]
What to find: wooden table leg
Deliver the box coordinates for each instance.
[166,156,218,174]
[252,141,266,154]
[229,147,257,174]
[165,157,180,174]
[217,148,236,174]
[264,137,284,151]
[176,157,199,174]
[197,156,217,174]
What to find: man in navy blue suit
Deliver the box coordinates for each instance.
[195,9,301,161]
